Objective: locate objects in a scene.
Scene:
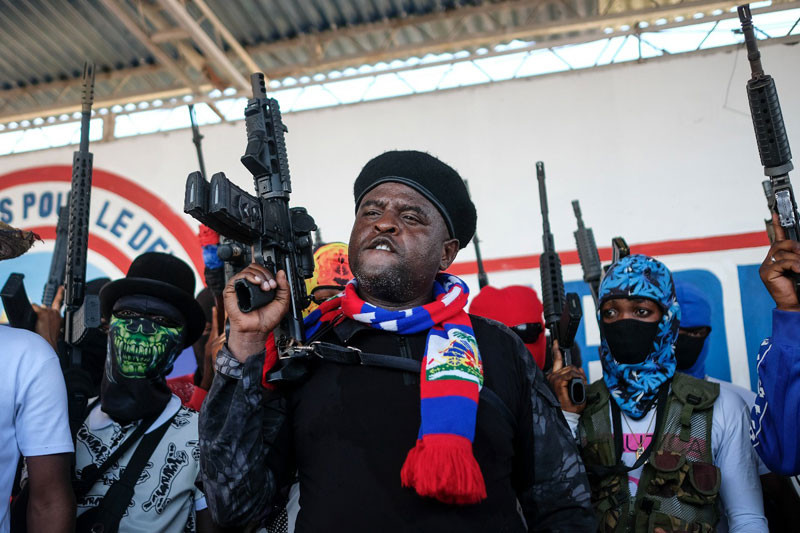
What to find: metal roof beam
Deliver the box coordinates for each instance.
[2,0,799,123]
[98,0,197,89]
[191,0,262,75]
[156,0,250,91]
[260,0,759,76]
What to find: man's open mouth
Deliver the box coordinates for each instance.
[368,237,397,253]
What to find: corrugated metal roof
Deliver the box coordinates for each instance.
[1,0,793,123]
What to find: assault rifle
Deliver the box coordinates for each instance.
[572,200,602,306]
[537,162,585,405]
[62,63,104,437]
[185,73,317,351]
[739,4,800,297]
[42,207,70,306]
[463,180,489,289]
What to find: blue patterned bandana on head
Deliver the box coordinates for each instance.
[598,254,681,418]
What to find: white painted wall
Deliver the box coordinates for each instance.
[2,42,797,259]
[1,40,798,390]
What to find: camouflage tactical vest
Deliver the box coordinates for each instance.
[578,373,721,533]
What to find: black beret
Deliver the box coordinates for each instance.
[353,150,477,249]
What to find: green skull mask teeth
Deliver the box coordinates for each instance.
[109,317,184,379]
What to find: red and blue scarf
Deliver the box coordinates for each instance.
[295,273,486,504]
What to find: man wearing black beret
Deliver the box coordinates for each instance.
[200,151,595,531]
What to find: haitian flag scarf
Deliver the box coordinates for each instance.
[300,273,487,504]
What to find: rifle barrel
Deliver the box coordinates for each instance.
[188,104,207,179]
[737,5,764,76]
[79,63,94,153]
[463,179,489,289]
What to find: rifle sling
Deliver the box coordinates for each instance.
[74,401,161,500]
[77,411,177,533]
[274,341,517,431]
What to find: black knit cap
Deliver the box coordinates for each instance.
[353,150,477,249]
[99,252,205,346]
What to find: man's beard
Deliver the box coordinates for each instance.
[353,261,423,305]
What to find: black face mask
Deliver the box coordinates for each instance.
[674,334,706,370]
[602,319,660,365]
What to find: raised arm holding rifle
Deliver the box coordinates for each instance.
[195,105,594,529]
[736,3,800,476]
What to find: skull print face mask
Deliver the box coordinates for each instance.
[109,315,185,379]
[100,295,186,423]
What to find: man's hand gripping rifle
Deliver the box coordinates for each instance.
[739,4,800,297]
[537,162,585,405]
[185,74,316,352]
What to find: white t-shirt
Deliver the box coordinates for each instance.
[564,385,768,532]
[0,326,73,533]
[75,395,206,533]
[707,376,770,477]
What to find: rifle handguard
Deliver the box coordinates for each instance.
[234,278,275,312]
[748,76,793,174]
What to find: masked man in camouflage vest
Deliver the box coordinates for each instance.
[549,254,767,532]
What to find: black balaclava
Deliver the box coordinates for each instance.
[601,319,660,365]
[100,294,186,424]
[675,333,707,371]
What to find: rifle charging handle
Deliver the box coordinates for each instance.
[234,279,275,313]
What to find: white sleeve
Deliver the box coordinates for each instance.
[16,333,73,456]
[194,475,207,511]
[713,389,768,533]
[194,495,208,512]
[562,410,581,439]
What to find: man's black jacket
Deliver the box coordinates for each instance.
[199,314,594,532]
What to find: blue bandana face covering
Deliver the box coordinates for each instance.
[598,254,681,419]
